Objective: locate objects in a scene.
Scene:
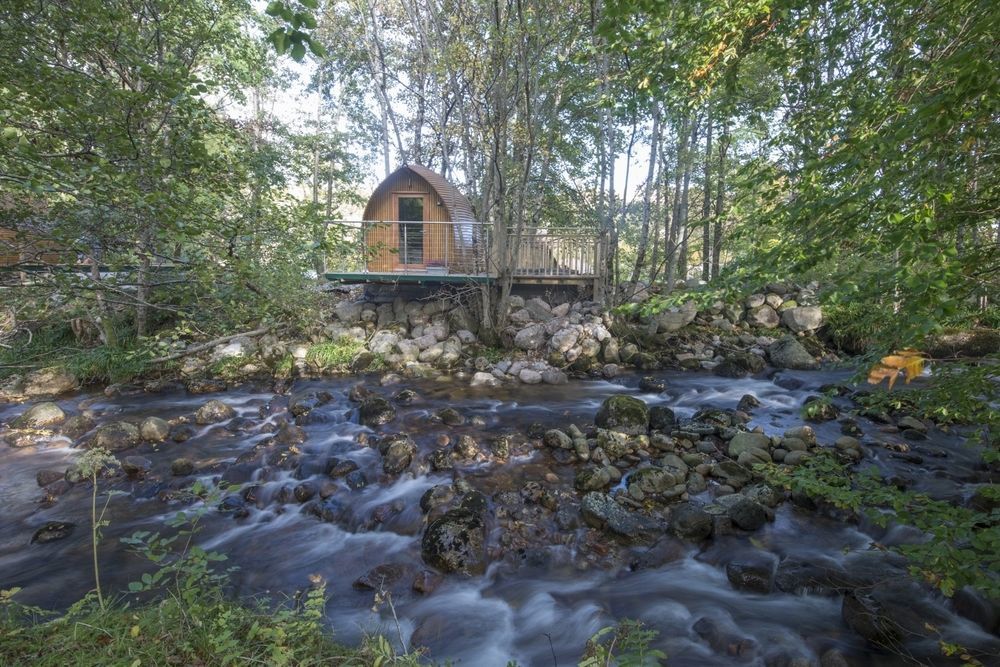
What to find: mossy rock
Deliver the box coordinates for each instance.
[595,394,649,435]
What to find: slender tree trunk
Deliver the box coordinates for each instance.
[629,104,660,286]
[665,116,688,290]
[711,120,730,279]
[677,118,699,282]
[701,110,713,281]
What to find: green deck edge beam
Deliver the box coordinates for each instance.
[324,272,494,284]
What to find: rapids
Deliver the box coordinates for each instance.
[1,369,997,666]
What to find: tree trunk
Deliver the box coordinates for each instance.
[629,103,661,286]
[700,110,713,281]
[677,118,699,283]
[711,120,730,279]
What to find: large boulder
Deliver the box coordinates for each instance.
[22,367,78,397]
[421,508,486,574]
[514,324,547,351]
[768,336,819,370]
[89,421,140,452]
[549,327,580,353]
[12,402,66,428]
[595,395,649,435]
[524,297,553,321]
[652,301,697,333]
[781,306,823,333]
[195,399,235,425]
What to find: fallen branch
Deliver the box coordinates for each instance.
[149,325,275,364]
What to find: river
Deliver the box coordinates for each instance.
[1,368,997,665]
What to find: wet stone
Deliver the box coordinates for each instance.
[670,503,712,541]
[170,458,195,476]
[36,469,65,487]
[421,508,486,575]
[353,563,411,591]
[31,521,75,544]
[359,395,396,427]
[726,556,776,594]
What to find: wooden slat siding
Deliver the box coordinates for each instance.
[0,227,16,267]
[362,165,477,273]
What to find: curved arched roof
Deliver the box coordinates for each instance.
[363,164,476,222]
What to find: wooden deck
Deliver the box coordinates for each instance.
[324,220,607,289]
[323,270,599,286]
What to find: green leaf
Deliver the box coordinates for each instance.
[264,1,284,17]
[290,42,306,62]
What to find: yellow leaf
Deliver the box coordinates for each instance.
[130,625,141,638]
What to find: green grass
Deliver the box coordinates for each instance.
[305,337,366,371]
[208,354,251,381]
[0,323,150,385]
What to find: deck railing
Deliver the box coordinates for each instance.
[324,220,604,279]
[510,227,604,278]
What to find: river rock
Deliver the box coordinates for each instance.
[580,492,652,538]
[378,433,416,474]
[518,368,543,384]
[635,377,663,394]
[728,432,771,458]
[89,421,140,452]
[353,563,411,591]
[12,402,66,428]
[648,406,676,432]
[726,555,776,593]
[653,301,698,333]
[421,508,486,575]
[359,395,396,426]
[121,455,152,479]
[575,467,612,492]
[595,395,649,435]
[289,389,333,417]
[670,503,712,540]
[541,368,568,385]
[140,417,170,442]
[35,469,65,487]
[195,399,235,425]
[726,498,767,530]
[22,367,78,397]
[550,327,580,353]
[713,352,766,378]
[436,407,465,426]
[171,458,195,476]
[60,414,95,439]
[543,429,573,449]
[31,521,75,544]
[712,460,752,489]
[768,336,818,369]
[514,324,546,351]
[746,305,780,328]
[471,372,500,387]
[781,306,823,333]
